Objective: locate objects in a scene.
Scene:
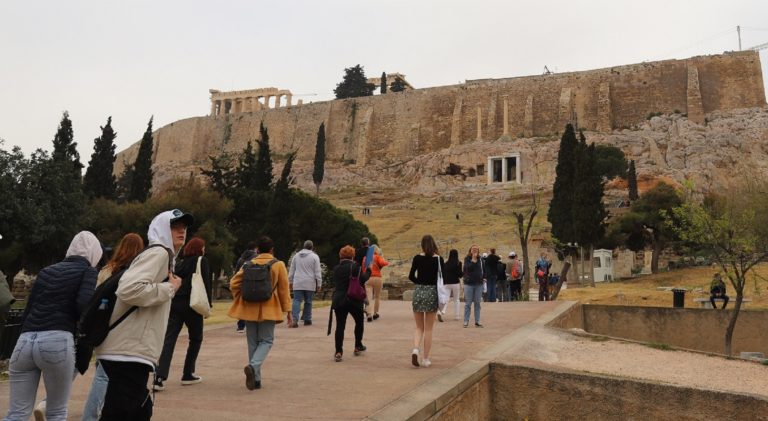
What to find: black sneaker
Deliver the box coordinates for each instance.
[367,316,373,322]
[153,378,165,391]
[354,345,367,356]
[181,373,202,385]
[373,313,380,320]
[303,320,312,326]
[244,365,257,391]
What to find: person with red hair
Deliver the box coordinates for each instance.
[155,236,211,390]
[330,245,371,362]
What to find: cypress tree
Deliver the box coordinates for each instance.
[572,134,606,248]
[380,72,387,94]
[51,111,83,178]
[313,122,326,195]
[255,122,273,191]
[83,116,117,199]
[628,160,639,201]
[276,151,296,191]
[236,141,258,190]
[129,116,154,202]
[547,124,579,243]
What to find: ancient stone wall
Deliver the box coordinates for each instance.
[115,51,765,192]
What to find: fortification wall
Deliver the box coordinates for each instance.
[115,51,765,191]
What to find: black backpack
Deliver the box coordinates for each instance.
[77,244,172,348]
[241,258,278,302]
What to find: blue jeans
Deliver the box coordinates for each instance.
[463,284,483,324]
[81,360,108,421]
[291,290,315,322]
[245,321,275,382]
[4,331,75,421]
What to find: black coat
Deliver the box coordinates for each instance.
[173,255,212,307]
[331,259,370,308]
[22,256,96,334]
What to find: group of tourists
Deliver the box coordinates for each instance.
[3,206,559,420]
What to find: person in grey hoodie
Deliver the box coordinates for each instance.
[95,209,191,421]
[4,231,102,421]
[288,240,322,327]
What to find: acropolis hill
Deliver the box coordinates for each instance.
[115,51,767,195]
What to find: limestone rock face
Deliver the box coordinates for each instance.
[118,106,768,197]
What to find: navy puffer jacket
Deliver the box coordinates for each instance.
[21,255,97,334]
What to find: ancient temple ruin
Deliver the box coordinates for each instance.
[209,88,293,116]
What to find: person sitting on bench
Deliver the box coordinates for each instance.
[709,273,729,309]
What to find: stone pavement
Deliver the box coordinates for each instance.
[0,300,564,420]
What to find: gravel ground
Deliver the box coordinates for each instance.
[502,327,768,398]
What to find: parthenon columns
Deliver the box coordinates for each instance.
[209,88,296,116]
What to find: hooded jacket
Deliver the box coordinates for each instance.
[96,210,177,366]
[288,249,322,291]
[21,231,102,334]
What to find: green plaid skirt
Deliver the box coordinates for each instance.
[412,284,438,312]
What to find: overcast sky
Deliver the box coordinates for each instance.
[1,0,767,162]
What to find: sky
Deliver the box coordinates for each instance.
[1,0,767,162]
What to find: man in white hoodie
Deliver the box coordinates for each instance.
[95,209,191,420]
[287,240,322,327]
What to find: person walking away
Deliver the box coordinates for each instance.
[95,209,190,420]
[227,236,291,390]
[288,240,323,327]
[506,252,524,301]
[497,260,509,302]
[364,245,389,322]
[485,249,500,302]
[438,249,462,321]
[463,245,485,327]
[4,231,101,421]
[233,242,257,333]
[709,273,729,309]
[80,233,144,421]
[535,252,552,301]
[331,246,371,362]
[408,235,444,367]
[155,237,212,390]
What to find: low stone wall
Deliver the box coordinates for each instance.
[490,363,768,421]
[550,304,768,355]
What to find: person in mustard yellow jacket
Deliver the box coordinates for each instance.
[228,236,292,391]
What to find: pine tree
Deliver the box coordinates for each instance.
[334,65,375,99]
[547,124,579,243]
[313,122,326,195]
[255,122,273,191]
[390,76,407,93]
[129,117,154,202]
[83,116,117,199]
[380,72,387,94]
[628,160,639,201]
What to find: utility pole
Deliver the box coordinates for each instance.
[737,25,742,51]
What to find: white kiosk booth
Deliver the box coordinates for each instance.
[593,249,614,282]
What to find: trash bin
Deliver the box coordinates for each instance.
[672,288,686,308]
[0,308,24,359]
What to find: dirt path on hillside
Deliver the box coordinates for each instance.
[500,327,768,398]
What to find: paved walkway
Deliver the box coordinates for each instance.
[0,300,563,420]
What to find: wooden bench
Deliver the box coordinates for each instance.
[693,297,751,309]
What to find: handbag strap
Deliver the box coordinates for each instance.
[195,256,202,275]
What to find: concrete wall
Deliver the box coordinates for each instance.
[428,375,491,421]
[490,363,768,421]
[552,304,768,355]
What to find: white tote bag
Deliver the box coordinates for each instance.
[436,256,450,306]
[190,256,211,318]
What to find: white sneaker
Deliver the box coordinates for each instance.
[33,400,46,421]
[437,311,444,322]
[411,348,420,367]
[422,358,432,368]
